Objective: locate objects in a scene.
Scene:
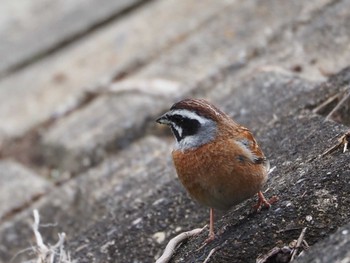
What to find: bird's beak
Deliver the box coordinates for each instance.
[156,113,170,125]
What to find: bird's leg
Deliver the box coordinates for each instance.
[197,208,216,250]
[208,208,215,240]
[202,208,215,244]
[253,191,278,211]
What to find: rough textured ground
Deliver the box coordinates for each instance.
[0,0,349,263]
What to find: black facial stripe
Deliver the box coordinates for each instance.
[168,114,201,141]
[168,114,184,124]
[182,118,200,137]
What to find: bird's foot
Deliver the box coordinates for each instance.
[197,232,216,251]
[253,191,278,212]
[204,232,216,244]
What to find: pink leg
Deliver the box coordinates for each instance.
[209,208,215,239]
[202,208,215,244]
[253,191,278,211]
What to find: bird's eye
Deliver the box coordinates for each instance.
[172,115,183,123]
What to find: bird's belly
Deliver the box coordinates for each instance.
[172,143,267,210]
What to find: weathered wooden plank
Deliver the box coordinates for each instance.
[0,160,50,221]
[0,0,231,140]
[0,0,146,76]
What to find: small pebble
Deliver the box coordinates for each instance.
[306,215,313,222]
[153,232,166,244]
[132,217,142,226]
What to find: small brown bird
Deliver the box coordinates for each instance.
[156,98,274,241]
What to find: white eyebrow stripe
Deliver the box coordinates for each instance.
[172,124,183,137]
[169,109,207,124]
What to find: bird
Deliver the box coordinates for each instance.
[156,98,275,242]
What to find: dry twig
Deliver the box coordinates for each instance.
[11,210,75,263]
[290,227,307,261]
[325,89,350,122]
[257,227,309,263]
[32,209,74,263]
[156,226,206,263]
[203,240,228,263]
[321,131,350,157]
[312,92,340,114]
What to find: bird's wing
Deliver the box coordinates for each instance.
[234,126,268,166]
